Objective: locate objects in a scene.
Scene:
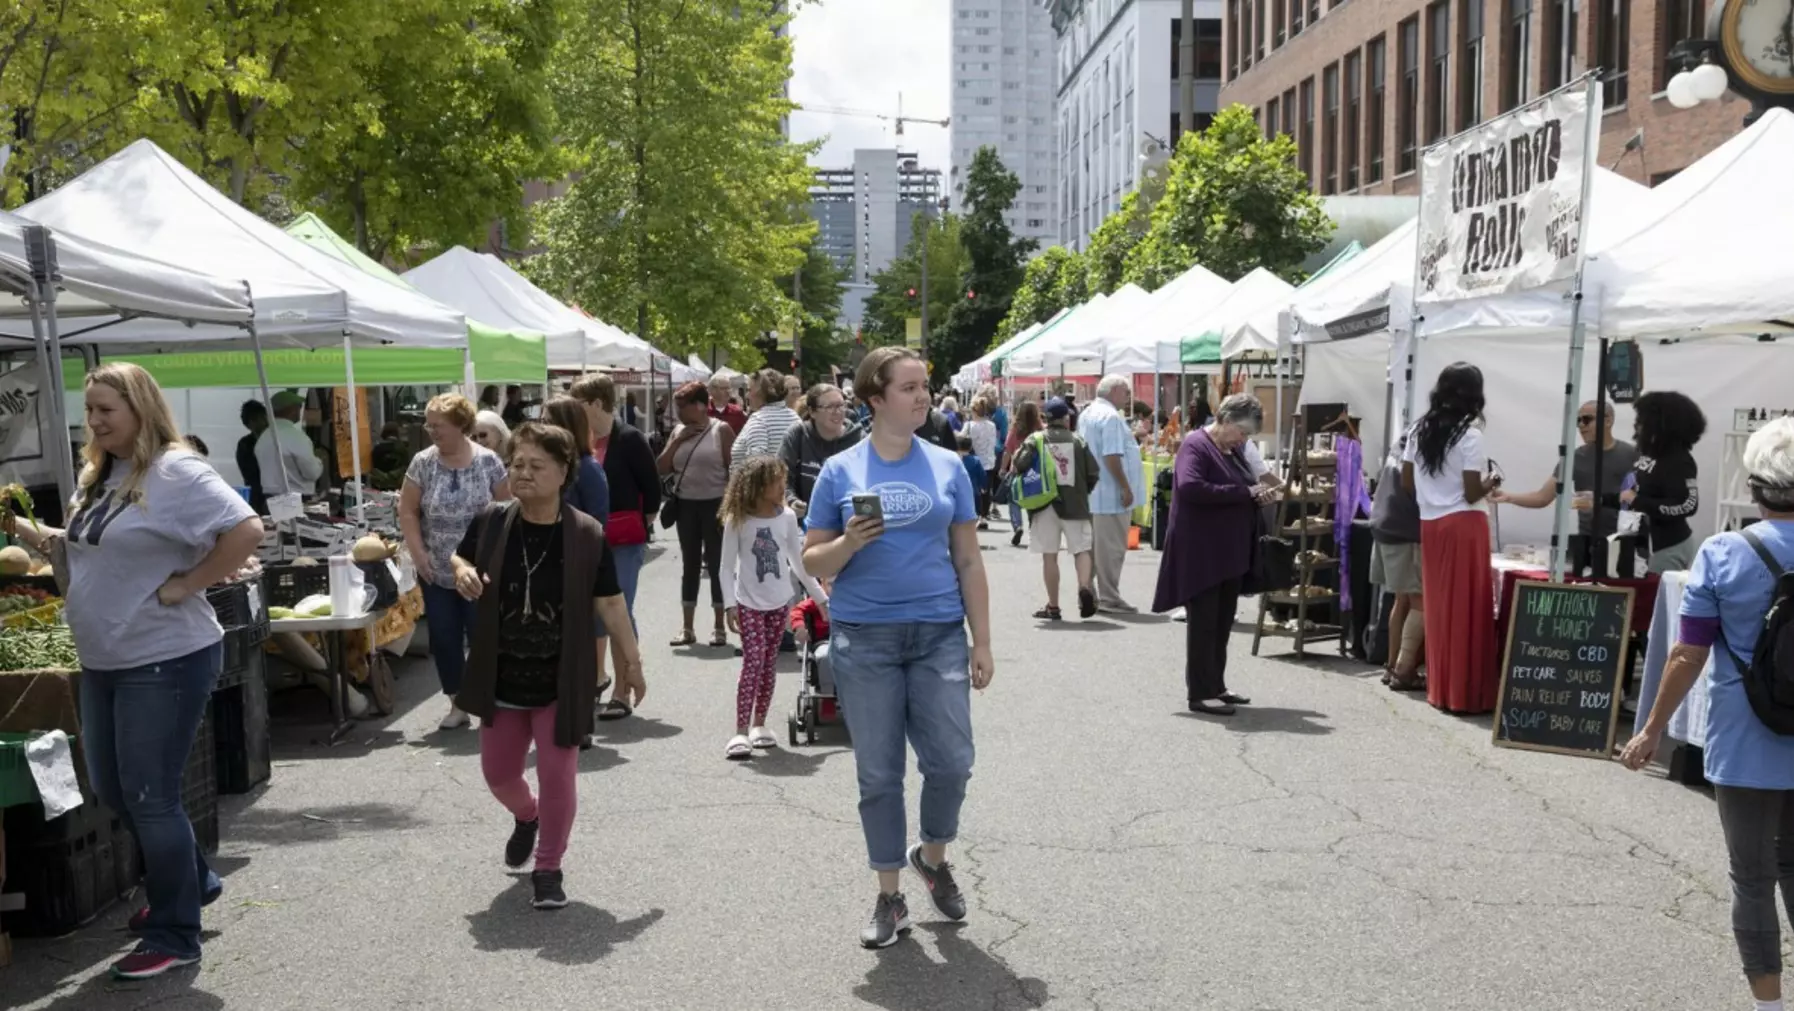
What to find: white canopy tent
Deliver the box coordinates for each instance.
[1217,269,1299,359]
[1003,284,1150,376]
[21,139,465,351]
[1104,265,1234,371]
[406,247,663,372]
[956,311,1060,388]
[476,253,671,373]
[0,209,254,327]
[992,296,1105,377]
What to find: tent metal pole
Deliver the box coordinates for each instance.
[343,334,366,532]
[1547,73,1606,584]
[245,306,294,560]
[22,283,74,509]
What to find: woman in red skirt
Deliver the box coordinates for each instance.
[1402,363,1500,714]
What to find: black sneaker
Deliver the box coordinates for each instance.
[907,844,968,921]
[530,870,567,910]
[505,818,539,871]
[861,891,911,949]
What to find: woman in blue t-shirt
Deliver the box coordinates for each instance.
[1623,417,1794,1008]
[803,346,994,950]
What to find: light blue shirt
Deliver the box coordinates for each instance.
[1078,397,1143,515]
[1682,519,1794,789]
[808,436,977,624]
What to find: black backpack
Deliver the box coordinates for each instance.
[1725,528,1794,735]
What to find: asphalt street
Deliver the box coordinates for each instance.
[4,528,1754,1010]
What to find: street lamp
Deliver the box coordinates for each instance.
[1667,53,1730,108]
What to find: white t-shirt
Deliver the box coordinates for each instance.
[1402,425,1486,521]
[255,417,324,496]
[721,507,824,612]
[63,450,258,670]
[1241,439,1271,479]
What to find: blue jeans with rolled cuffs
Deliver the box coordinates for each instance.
[81,643,224,960]
[420,582,478,696]
[829,619,974,871]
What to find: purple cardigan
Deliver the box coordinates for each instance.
[1153,428,1259,612]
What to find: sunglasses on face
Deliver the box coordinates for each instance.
[1577,415,1596,426]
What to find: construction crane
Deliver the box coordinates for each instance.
[792,93,949,136]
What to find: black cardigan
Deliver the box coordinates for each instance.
[604,426,661,517]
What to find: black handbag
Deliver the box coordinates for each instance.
[659,422,707,530]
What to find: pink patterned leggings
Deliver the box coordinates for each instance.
[480,704,578,872]
[736,606,785,730]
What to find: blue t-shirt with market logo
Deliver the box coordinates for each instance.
[808,436,977,624]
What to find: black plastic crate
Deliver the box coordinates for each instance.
[211,656,271,795]
[208,577,270,686]
[0,820,119,937]
[260,563,330,609]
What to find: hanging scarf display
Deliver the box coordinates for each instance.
[1333,434,1374,610]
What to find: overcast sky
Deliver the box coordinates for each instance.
[787,2,952,173]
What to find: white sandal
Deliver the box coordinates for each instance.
[748,726,777,749]
[725,734,753,760]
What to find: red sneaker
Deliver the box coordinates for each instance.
[127,906,150,932]
[110,945,199,979]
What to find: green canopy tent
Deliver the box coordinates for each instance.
[94,213,547,388]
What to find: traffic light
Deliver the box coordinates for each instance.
[966,289,977,300]
[906,287,917,299]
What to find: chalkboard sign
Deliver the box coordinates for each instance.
[1493,580,1637,759]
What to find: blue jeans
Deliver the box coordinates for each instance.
[421,582,478,696]
[596,542,646,638]
[829,620,974,871]
[81,643,224,960]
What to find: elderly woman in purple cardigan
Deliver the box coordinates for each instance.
[1153,394,1275,716]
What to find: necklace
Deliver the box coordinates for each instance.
[518,518,560,617]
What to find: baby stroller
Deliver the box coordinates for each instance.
[787,611,847,747]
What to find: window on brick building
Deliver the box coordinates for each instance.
[1274,0,1287,47]
[1323,63,1340,194]
[1308,0,1321,29]
[1242,0,1255,70]
[1282,85,1297,138]
[1503,0,1533,110]
[1460,0,1485,128]
[1228,0,1240,78]
[1267,95,1281,135]
[1367,35,1387,183]
[1398,18,1419,173]
[1255,0,1267,60]
[1659,0,1703,91]
[1427,2,1451,143]
[1299,77,1315,183]
[1545,0,1577,88]
[1199,20,1223,77]
[1596,0,1629,106]
[1345,49,1362,189]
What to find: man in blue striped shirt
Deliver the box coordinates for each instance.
[1078,375,1145,613]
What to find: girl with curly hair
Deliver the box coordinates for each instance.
[718,456,824,759]
[1618,391,1707,573]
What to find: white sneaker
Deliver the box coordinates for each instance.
[748,726,777,749]
[725,734,753,760]
[438,705,471,730]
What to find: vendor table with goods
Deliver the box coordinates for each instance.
[1490,554,1659,644]
[269,608,384,743]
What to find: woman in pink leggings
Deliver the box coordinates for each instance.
[450,421,646,910]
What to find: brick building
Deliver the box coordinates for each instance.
[1217,0,1747,194]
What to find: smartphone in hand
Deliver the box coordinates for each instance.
[851,493,884,523]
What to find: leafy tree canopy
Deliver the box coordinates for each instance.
[1124,104,1332,288]
[937,146,1033,376]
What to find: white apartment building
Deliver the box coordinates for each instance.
[1047,0,1224,251]
[949,0,1059,252]
[809,149,943,286]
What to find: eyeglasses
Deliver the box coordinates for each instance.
[1576,415,1596,426]
[817,402,847,412]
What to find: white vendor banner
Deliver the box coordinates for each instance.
[0,362,54,489]
[1415,84,1599,303]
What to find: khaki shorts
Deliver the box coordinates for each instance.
[1370,540,1423,595]
[1030,509,1094,555]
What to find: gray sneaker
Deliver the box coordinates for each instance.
[907,844,967,921]
[860,891,911,948]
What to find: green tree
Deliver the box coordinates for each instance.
[994,245,1085,349]
[527,0,816,360]
[937,146,1033,375]
[861,211,966,356]
[1083,191,1150,294]
[1124,104,1332,287]
[760,239,850,386]
[288,0,569,260]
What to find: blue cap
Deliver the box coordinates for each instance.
[1044,397,1071,420]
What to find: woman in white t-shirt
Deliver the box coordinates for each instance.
[1401,362,1501,714]
[7,364,263,979]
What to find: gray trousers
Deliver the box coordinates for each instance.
[1715,785,1794,977]
[1091,511,1132,607]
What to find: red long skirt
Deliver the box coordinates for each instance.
[1419,510,1498,714]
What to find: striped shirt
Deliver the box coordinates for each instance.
[731,404,801,467]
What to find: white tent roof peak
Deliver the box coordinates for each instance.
[22,138,466,349]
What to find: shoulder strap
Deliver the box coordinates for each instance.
[671,422,707,493]
[1740,527,1788,580]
